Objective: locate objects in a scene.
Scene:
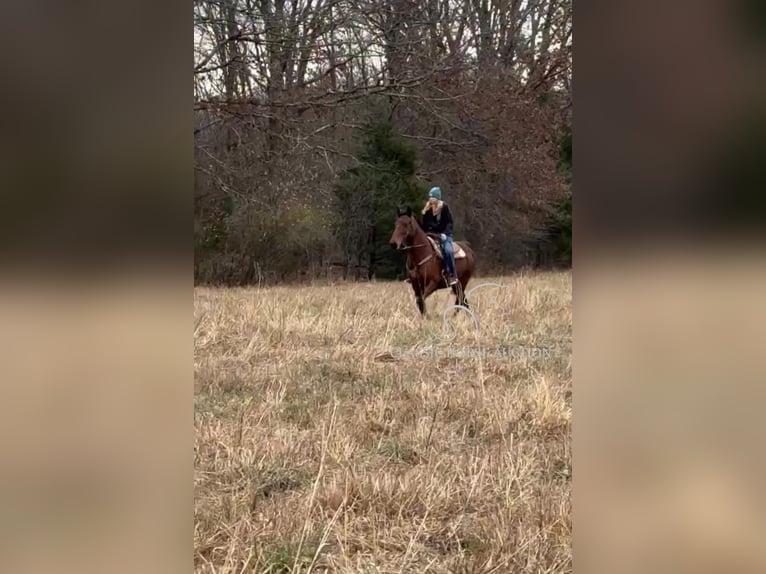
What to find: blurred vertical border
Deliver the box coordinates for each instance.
[576,1,766,573]
[0,1,191,573]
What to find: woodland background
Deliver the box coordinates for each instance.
[194,0,572,284]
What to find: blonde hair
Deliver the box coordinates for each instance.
[422,198,443,215]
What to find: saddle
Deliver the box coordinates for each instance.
[426,236,467,260]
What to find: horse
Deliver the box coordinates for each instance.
[389,206,476,316]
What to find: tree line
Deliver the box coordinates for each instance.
[194,0,572,284]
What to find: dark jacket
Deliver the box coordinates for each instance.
[422,203,454,236]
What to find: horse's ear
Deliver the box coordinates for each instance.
[405,206,412,216]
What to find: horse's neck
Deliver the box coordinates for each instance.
[408,224,432,264]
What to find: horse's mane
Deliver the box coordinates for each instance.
[407,214,425,234]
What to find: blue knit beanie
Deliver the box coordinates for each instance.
[428,187,442,200]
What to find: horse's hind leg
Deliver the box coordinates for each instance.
[455,276,470,308]
[452,284,463,308]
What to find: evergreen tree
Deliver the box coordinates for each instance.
[548,126,572,266]
[332,121,425,279]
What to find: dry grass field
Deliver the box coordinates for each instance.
[194,271,572,573]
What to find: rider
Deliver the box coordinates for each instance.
[422,186,458,286]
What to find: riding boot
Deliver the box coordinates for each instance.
[442,261,458,286]
[445,255,458,286]
[440,236,458,286]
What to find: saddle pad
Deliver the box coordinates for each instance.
[427,237,467,259]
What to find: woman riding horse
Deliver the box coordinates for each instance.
[390,187,475,315]
[421,187,458,286]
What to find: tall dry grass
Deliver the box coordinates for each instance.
[195,272,571,573]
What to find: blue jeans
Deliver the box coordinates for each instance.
[441,235,457,278]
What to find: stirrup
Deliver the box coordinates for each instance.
[448,275,458,286]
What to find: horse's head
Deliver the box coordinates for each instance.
[389,206,417,250]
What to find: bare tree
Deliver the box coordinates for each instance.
[194,0,573,283]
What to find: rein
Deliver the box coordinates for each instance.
[402,237,436,268]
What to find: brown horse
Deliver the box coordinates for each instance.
[389,206,476,315]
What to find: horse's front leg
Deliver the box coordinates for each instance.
[411,277,439,317]
[420,279,441,314]
[410,281,425,316]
